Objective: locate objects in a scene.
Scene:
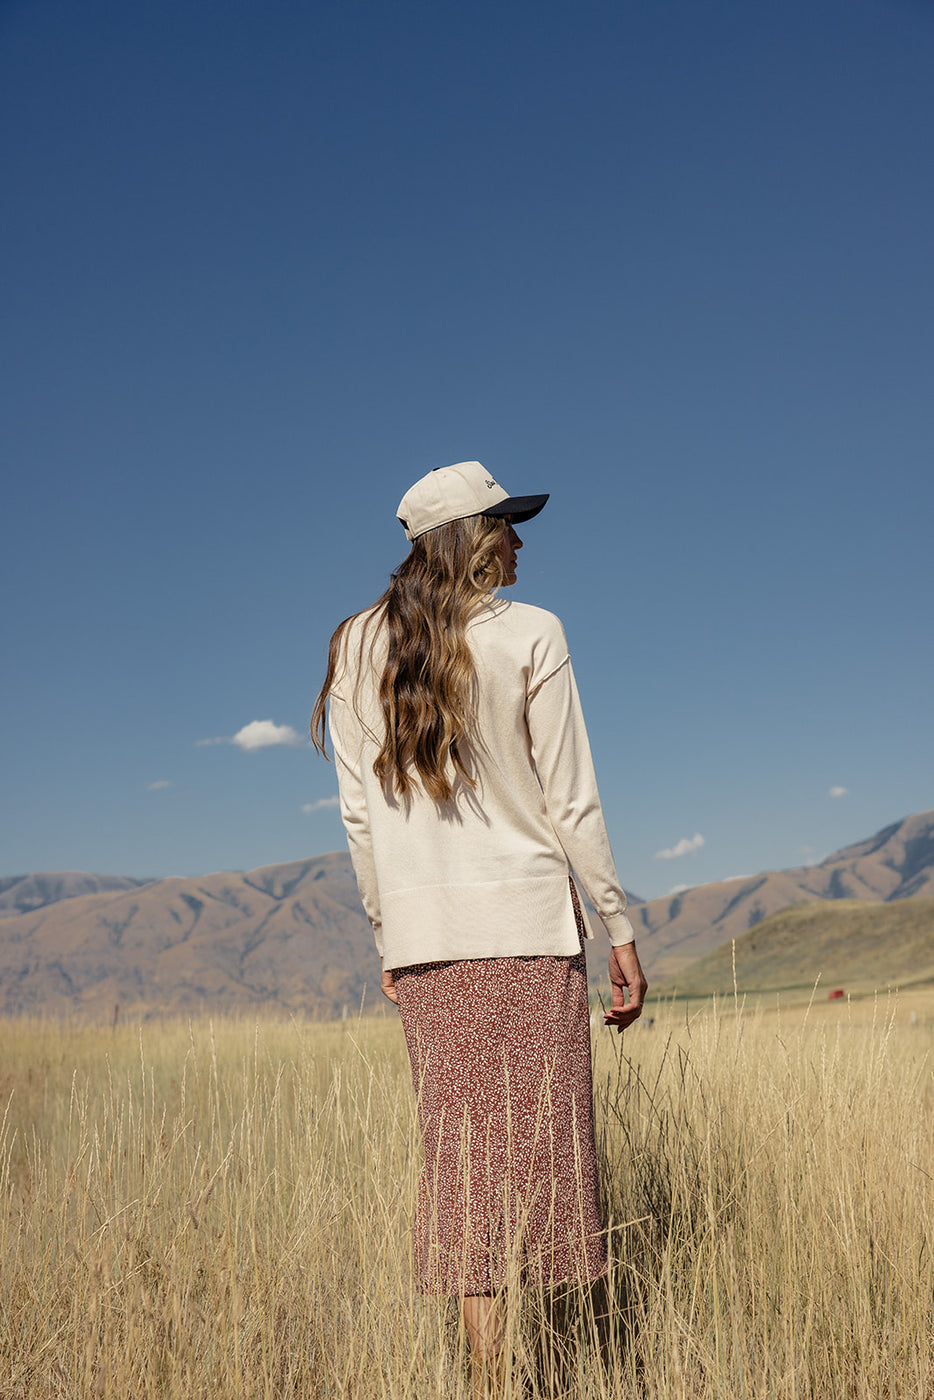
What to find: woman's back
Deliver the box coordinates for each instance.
[329,594,633,969]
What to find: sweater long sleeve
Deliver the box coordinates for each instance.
[526,654,634,946]
[329,694,383,951]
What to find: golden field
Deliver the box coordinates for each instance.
[1,990,932,1398]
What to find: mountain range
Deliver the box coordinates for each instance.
[633,808,934,979]
[0,809,931,1019]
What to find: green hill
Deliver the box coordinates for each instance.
[656,895,934,1000]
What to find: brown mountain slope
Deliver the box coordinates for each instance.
[655,895,934,999]
[1,810,931,1019]
[0,871,155,917]
[632,809,934,979]
[0,853,377,1019]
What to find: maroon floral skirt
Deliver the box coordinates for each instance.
[393,880,607,1295]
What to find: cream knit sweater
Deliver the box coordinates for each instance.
[328,597,635,971]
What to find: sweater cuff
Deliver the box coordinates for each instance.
[600,910,636,946]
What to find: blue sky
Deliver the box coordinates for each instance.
[1,0,931,901]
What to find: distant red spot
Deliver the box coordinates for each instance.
[828,989,845,1000]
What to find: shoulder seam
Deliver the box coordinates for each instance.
[528,652,571,698]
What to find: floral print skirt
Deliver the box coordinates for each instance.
[393,880,607,1295]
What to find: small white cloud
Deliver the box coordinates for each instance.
[655,832,705,861]
[233,720,303,751]
[146,779,173,791]
[302,796,341,814]
[668,884,690,896]
[829,785,849,799]
[196,720,305,751]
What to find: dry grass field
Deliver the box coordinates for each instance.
[1,990,932,1398]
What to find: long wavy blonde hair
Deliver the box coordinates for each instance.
[311,513,508,802]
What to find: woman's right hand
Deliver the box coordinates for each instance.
[381,962,399,1004]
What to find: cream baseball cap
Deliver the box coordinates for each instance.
[396,461,549,542]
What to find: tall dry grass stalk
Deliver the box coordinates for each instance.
[0,994,931,1398]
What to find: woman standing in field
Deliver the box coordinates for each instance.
[312,460,647,1390]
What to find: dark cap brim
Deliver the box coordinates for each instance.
[483,493,549,524]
